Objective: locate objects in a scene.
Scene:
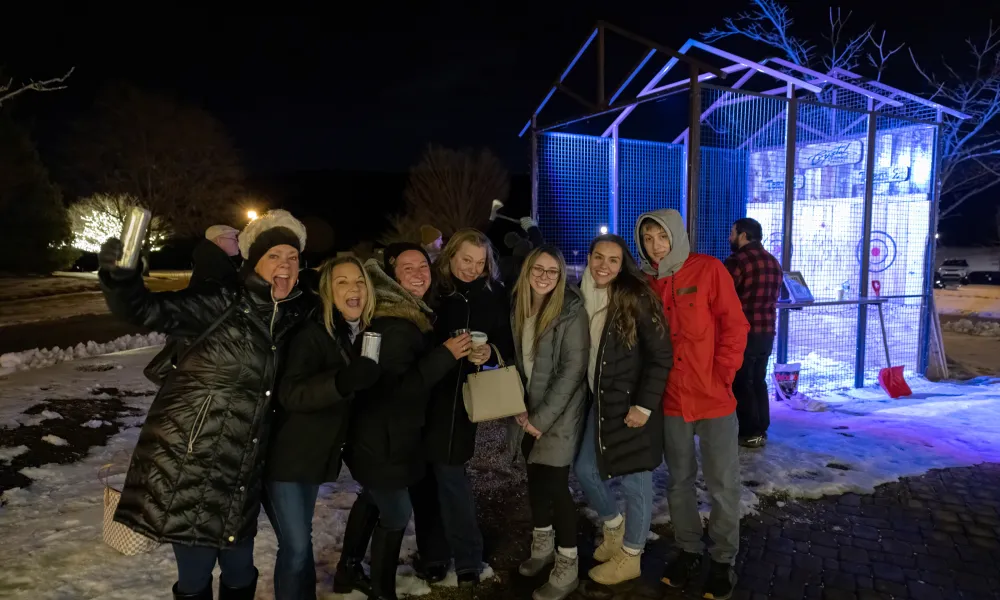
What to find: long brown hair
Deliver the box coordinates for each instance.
[317,255,376,337]
[434,228,500,293]
[512,245,567,358]
[588,234,663,349]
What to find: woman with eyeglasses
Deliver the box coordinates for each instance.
[510,245,589,600]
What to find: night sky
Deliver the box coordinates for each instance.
[3,1,997,242]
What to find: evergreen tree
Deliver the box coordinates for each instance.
[0,118,75,273]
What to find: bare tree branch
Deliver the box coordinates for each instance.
[866,30,905,81]
[823,8,873,72]
[0,68,74,106]
[702,0,814,66]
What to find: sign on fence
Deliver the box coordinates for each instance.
[797,141,864,169]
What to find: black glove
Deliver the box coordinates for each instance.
[336,357,381,396]
[98,238,137,281]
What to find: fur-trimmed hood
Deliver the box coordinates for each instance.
[363,258,434,333]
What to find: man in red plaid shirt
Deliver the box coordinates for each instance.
[724,218,783,449]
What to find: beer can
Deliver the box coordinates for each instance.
[117,207,152,271]
[361,331,382,363]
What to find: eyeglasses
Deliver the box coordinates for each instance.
[530,265,560,280]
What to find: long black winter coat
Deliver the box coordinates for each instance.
[590,299,673,479]
[267,313,356,484]
[101,271,313,548]
[345,261,458,490]
[425,275,515,465]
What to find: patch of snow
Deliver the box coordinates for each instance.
[0,349,997,596]
[41,435,69,446]
[82,419,110,428]
[0,445,28,463]
[935,285,1000,320]
[39,410,62,420]
[0,333,165,375]
[942,317,1000,337]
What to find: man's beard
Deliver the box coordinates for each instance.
[729,240,740,253]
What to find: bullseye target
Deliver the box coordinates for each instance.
[855,231,897,273]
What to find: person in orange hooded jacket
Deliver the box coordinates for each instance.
[634,209,749,600]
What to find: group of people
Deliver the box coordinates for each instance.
[97,205,782,600]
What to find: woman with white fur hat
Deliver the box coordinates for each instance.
[97,209,315,600]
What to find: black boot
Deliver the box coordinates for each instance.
[334,496,380,594]
[172,580,212,600]
[369,525,405,600]
[218,568,258,600]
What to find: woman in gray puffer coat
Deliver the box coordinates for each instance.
[509,245,589,600]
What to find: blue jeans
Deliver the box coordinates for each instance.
[574,407,654,551]
[433,462,483,575]
[364,487,413,530]
[262,481,321,600]
[173,537,255,594]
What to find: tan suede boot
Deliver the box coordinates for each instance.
[592,518,625,563]
[588,547,641,585]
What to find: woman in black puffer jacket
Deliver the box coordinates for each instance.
[341,244,471,600]
[575,234,673,586]
[411,229,515,586]
[98,210,313,600]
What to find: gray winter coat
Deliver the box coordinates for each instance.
[510,285,590,467]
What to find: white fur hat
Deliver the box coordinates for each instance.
[238,209,308,261]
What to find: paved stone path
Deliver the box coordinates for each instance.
[455,462,1000,600]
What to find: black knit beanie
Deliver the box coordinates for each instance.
[383,242,431,278]
[244,227,303,273]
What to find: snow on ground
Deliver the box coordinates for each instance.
[0,349,485,599]
[0,275,99,302]
[1,347,998,598]
[934,285,1000,320]
[643,376,1000,528]
[941,317,1000,337]
[0,333,166,375]
[0,272,190,328]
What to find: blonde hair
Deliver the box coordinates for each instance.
[317,255,376,337]
[434,228,500,293]
[512,246,567,358]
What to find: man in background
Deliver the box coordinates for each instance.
[190,225,242,288]
[420,224,444,264]
[724,218,783,449]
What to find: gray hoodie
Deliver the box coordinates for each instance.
[634,208,691,279]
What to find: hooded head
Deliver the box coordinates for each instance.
[205,225,240,257]
[238,209,308,299]
[363,258,434,332]
[633,208,691,279]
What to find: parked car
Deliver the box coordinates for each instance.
[936,258,970,286]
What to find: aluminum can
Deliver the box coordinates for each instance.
[361,331,382,363]
[117,207,152,271]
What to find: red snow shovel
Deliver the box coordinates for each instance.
[872,281,912,398]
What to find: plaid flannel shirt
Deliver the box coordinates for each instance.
[724,242,783,335]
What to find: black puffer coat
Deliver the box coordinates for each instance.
[188,239,240,289]
[345,260,458,490]
[267,313,356,484]
[101,271,313,548]
[424,275,515,465]
[590,294,673,479]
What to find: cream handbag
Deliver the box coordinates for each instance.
[99,463,159,556]
[462,344,527,423]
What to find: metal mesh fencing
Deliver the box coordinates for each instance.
[536,132,611,273]
[860,116,937,384]
[617,138,685,260]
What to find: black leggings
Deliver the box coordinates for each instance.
[522,436,577,549]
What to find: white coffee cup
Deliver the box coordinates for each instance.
[470,331,488,347]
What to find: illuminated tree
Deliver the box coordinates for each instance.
[67,83,246,238]
[704,1,1000,219]
[0,67,73,106]
[382,145,509,244]
[68,193,170,253]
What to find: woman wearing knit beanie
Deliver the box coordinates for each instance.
[96,209,315,600]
